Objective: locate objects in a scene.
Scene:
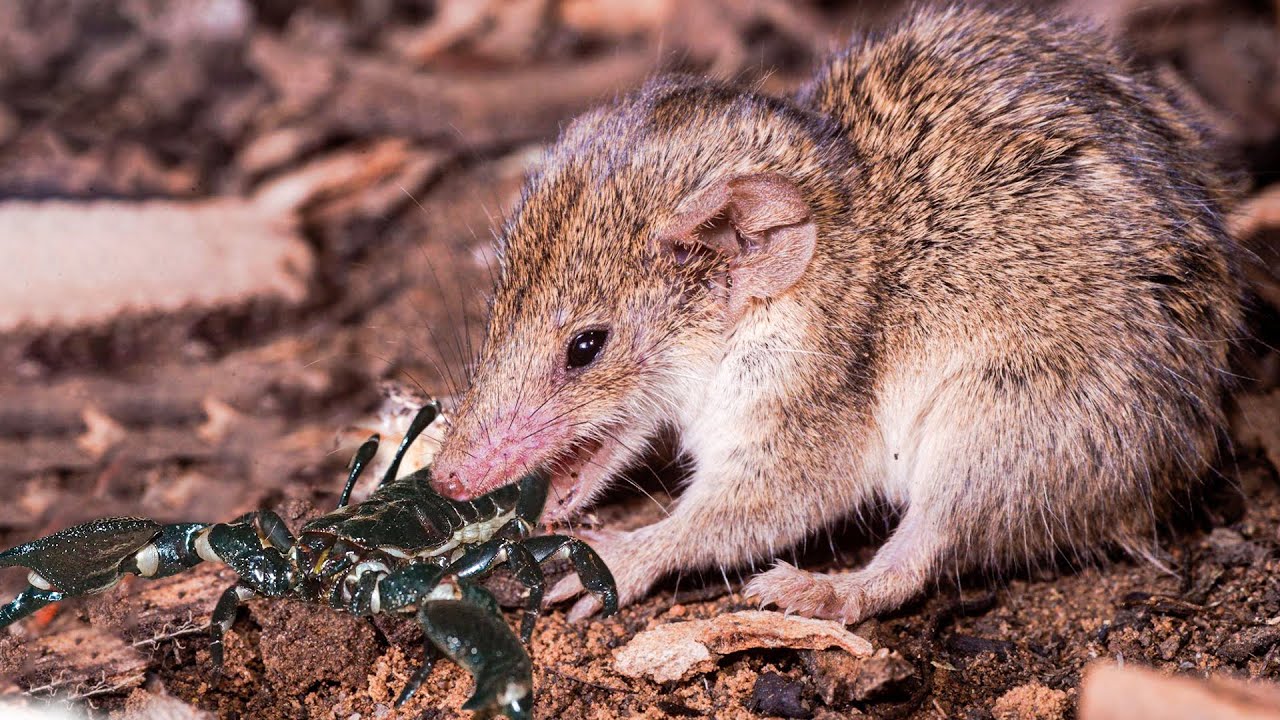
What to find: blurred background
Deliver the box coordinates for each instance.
[0,1,1278,718]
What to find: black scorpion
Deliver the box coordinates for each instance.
[0,401,618,719]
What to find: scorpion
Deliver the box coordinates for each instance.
[0,400,618,719]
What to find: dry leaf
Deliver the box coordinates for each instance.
[613,610,873,683]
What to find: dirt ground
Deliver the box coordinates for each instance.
[2,1,1280,718]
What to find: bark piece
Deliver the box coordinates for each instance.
[613,610,873,683]
[1216,626,1280,663]
[1,627,147,701]
[804,647,915,704]
[0,199,312,334]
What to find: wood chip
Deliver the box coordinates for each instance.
[76,406,127,460]
[1079,663,1280,720]
[0,199,312,334]
[251,138,418,215]
[613,610,873,683]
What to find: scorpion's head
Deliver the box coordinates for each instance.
[431,77,831,520]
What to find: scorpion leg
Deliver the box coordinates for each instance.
[208,583,255,672]
[449,539,547,643]
[418,590,534,720]
[522,535,619,616]
[378,401,440,488]
[337,436,380,508]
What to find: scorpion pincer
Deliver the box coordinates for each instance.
[0,401,619,719]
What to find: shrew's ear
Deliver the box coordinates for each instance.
[656,173,816,320]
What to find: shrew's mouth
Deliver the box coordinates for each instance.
[540,423,636,522]
[545,436,603,510]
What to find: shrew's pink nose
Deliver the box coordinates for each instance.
[432,450,530,500]
[430,414,562,500]
[433,470,469,500]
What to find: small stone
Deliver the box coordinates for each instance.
[749,672,810,719]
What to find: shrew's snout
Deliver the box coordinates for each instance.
[430,407,571,500]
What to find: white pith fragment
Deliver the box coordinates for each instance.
[455,511,515,545]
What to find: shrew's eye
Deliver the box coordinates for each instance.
[566,329,608,369]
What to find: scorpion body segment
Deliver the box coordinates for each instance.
[0,401,618,719]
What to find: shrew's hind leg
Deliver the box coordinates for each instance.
[523,535,619,616]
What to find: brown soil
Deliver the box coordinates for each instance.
[2,1,1279,718]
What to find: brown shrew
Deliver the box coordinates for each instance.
[429,4,1244,624]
